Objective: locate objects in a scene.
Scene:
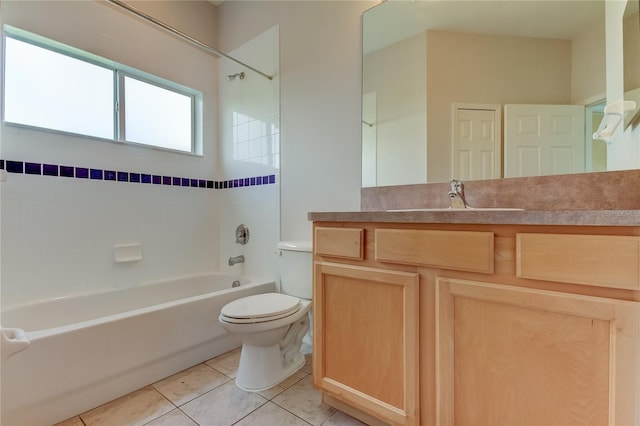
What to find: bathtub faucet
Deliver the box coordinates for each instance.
[228,255,245,266]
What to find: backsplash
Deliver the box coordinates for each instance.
[361,170,640,211]
[0,159,276,190]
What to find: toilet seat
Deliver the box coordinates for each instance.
[220,293,301,324]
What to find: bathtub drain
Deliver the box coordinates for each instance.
[232,280,241,288]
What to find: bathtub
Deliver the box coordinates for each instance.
[0,274,275,426]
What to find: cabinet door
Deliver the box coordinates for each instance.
[436,278,639,426]
[314,262,420,426]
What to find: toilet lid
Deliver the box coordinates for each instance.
[221,293,301,322]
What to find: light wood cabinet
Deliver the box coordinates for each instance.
[516,233,640,290]
[436,277,639,426]
[313,261,420,426]
[312,222,640,426]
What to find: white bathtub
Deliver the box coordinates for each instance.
[0,274,275,426]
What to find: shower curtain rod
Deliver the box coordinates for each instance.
[105,0,273,81]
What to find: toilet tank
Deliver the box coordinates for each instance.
[277,241,312,300]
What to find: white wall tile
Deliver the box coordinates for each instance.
[0,1,222,307]
[218,26,281,284]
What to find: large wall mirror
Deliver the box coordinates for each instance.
[362,0,621,187]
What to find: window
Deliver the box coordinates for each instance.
[2,25,201,154]
[123,76,193,152]
[4,37,115,139]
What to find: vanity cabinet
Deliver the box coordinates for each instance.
[313,227,420,425]
[312,221,640,426]
[436,277,638,426]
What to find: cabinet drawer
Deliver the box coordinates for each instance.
[517,233,640,290]
[314,227,364,260]
[375,229,494,273]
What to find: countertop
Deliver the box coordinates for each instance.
[308,209,640,226]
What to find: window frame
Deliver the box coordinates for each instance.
[2,25,202,156]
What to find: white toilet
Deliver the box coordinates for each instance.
[218,241,312,392]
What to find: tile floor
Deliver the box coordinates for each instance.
[55,347,367,426]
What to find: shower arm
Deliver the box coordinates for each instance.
[104,0,273,81]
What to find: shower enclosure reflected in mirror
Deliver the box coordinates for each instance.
[361,0,623,187]
[624,0,640,128]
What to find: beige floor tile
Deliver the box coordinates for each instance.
[258,369,309,400]
[299,353,313,374]
[80,386,174,426]
[53,416,84,426]
[205,347,241,378]
[181,381,267,426]
[145,408,198,426]
[321,411,368,426]
[273,376,336,426]
[153,363,230,406]
[234,401,311,426]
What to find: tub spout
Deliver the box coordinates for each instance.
[229,255,245,266]
[1,328,30,365]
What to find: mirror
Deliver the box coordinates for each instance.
[362,0,609,187]
[624,0,640,128]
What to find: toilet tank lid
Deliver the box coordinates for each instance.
[277,240,312,252]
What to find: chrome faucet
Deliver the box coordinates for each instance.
[228,255,245,266]
[448,179,469,209]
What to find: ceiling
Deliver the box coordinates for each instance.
[363,0,605,54]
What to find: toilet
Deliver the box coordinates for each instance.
[218,241,312,392]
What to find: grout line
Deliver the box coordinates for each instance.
[63,352,320,426]
[228,395,270,426]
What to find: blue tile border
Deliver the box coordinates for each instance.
[0,159,277,191]
[90,169,103,180]
[60,166,74,178]
[43,164,58,176]
[25,162,41,175]
[76,167,89,179]
[6,160,24,174]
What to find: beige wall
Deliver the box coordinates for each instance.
[572,14,607,103]
[426,30,573,182]
[624,10,640,91]
[128,1,217,48]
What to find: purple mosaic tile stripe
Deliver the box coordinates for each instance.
[90,169,103,180]
[76,167,89,179]
[0,159,276,190]
[60,166,74,178]
[25,162,41,175]
[43,164,58,176]
[6,160,24,173]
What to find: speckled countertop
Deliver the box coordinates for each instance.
[308,210,640,226]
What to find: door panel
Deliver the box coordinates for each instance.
[436,278,640,426]
[452,105,501,180]
[504,104,585,177]
[314,262,420,426]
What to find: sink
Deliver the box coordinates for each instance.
[386,208,524,212]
